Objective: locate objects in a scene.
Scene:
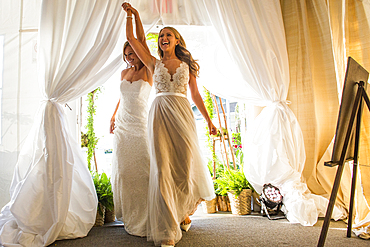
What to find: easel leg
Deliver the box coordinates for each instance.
[318,85,363,247]
[347,162,358,237]
[347,92,364,237]
[317,163,345,247]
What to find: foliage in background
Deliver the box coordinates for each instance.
[92,171,114,217]
[232,132,243,167]
[85,87,101,171]
[203,87,215,158]
[214,168,253,197]
[202,89,250,198]
[146,33,159,58]
[207,158,225,180]
[81,132,89,148]
[234,103,241,132]
[232,132,242,147]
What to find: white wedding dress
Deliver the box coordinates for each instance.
[112,79,151,237]
[147,60,215,246]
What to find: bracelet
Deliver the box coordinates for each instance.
[126,16,133,19]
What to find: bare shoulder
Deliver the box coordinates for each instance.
[121,68,131,80]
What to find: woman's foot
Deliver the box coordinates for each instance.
[180,215,191,232]
[161,240,175,247]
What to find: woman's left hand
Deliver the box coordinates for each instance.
[121,2,132,13]
[208,122,217,136]
[122,2,137,15]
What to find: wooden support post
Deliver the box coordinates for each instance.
[93,150,98,172]
[218,97,236,169]
[211,94,230,170]
[212,138,216,179]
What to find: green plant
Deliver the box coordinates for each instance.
[203,87,215,156]
[85,88,101,171]
[214,168,253,197]
[231,132,243,167]
[207,158,227,195]
[81,132,89,148]
[234,149,244,168]
[92,172,114,217]
[146,33,159,58]
[207,158,226,180]
[232,132,242,147]
[203,87,214,121]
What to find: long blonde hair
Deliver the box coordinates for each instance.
[157,27,200,77]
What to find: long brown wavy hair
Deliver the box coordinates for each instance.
[157,27,200,77]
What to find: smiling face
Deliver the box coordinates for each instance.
[158,28,180,53]
[123,45,140,67]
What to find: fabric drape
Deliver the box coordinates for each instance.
[282,0,370,235]
[202,0,344,226]
[0,0,42,211]
[0,1,124,246]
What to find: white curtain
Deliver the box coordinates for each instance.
[0,1,124,246]
[201,0,344,226]
[133,0,211,26]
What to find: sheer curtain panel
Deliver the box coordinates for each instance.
[0,1,124,246]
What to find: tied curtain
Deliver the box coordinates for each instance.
[0,0,124,246]
[201,0,344,226]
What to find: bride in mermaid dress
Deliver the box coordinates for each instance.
[110,10,153,236]
[122,3,217,246]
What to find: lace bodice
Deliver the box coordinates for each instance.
[153,59,189,95]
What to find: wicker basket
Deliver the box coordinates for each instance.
[227,189,252,215]
[201,198,217,214]
[216,195,231,212]
[94,203,105,227]
[104,207,116,223]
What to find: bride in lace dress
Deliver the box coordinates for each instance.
[110,8,152,237]
[122,3,217,246]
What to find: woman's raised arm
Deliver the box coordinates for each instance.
[122,3,155,74]
[131,5,150,52]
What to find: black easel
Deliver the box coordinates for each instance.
[318,79,370,246]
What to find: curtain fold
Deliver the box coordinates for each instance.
[283,0,370,235]
[0,1,124,246]
[201,0,342,226]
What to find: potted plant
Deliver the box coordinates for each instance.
[213,170,231,212]
[200,88,219,214]
[201,160,223,214]
[214,168,253,215]
[92,172,114,226]
[102,174,115,224]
